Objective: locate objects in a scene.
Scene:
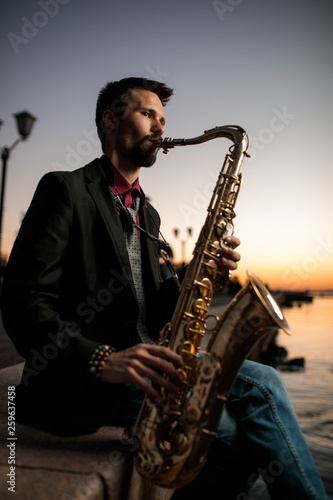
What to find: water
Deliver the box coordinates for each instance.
[277,296,333,499]
[207,295,333,498]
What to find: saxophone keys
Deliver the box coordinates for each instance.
[225,222,233,234]
[205,259,218,276]
[223,231,231,240]
[184,320,205,343]
[209,240,221,256]
[194,277,213,297]
[174,433,189,454]
[180,341,197,359]
[204,314,219,332]
[182,408,200,427]
[201,429,218,437]
[215,220,233,237]
[193,298,209,319]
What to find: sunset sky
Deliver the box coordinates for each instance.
[1,0,332,291]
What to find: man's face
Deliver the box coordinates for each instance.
[113,88,166,168]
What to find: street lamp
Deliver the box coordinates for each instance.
[0,111,37,264]
[173,227,193,265]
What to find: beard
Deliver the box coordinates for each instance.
[121,135,159,168]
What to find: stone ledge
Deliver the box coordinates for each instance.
[0,466,104,500]
[0,363,173,500]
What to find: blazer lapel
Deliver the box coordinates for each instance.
[83,157,136,296]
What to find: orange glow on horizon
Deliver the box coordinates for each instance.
[2,229,333,292]
[235,258,333,292]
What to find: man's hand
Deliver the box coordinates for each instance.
[220,235,241,271]
[100,236,240,399]
[100,344,183,400]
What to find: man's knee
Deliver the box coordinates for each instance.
[238,360,287,398]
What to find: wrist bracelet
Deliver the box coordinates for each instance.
[89,344,115,379]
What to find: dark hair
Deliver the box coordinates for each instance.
[95,77,174,149]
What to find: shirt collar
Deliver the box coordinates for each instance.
[109,161,141,198]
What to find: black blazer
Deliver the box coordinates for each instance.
[1,156,180,433]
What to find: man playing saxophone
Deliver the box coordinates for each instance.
[1,77,328,499]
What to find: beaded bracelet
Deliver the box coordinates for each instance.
[88,344,115,379]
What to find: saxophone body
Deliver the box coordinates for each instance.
[132,126,291,488]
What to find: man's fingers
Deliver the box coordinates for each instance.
[125,362,181,400]
[102,344,184,397]
[221,245,241,263]
[134,345,183,383]
[224,235,241,249]
[137,364,181,395]
[145,344,183,368]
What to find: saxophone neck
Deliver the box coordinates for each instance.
[154,125,249,155]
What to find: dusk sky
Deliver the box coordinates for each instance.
[1,0,332,291]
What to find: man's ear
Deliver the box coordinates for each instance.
[102,110,119,132]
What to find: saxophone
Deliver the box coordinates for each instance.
[132,126,291,488]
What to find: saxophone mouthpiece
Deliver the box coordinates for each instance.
[154,137,174,154]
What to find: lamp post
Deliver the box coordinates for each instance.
[173,227,193,265]
[0,111,37,264]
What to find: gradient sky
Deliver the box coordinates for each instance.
[1,0,332,291]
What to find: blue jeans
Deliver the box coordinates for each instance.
[112,360,328,499]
